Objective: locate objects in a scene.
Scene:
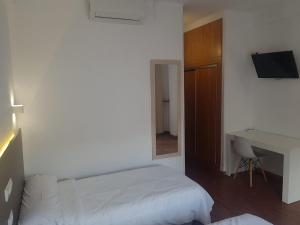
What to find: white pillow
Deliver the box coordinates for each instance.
[19,175,64,225]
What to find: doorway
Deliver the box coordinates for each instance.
[184,19,222,174]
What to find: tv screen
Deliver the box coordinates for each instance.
[252,51,299,78]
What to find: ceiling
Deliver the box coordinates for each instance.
[181,0,282,27]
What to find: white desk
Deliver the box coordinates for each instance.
[226,129,300,204]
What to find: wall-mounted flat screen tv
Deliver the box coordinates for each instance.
[252,51,299,78]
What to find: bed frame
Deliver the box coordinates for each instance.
[0,129,24,225]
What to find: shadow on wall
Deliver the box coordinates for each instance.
[0,0,15,149]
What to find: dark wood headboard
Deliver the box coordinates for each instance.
[0,129,24,225]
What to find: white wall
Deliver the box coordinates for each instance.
[252,1,300,138]
[184,11,223,32]
[9,0,184,179]
[251,0,300,175]
[0,0,14,149]
[222,10,257,171]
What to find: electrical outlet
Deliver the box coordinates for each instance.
[4,178,13,202]
[8,210,13,225]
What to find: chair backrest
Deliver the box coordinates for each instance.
[233,136,256,159]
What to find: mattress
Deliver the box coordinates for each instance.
[58,165,214,225]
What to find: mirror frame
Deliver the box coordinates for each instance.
[150,59,182,160]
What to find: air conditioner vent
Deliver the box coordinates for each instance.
[90,0,146,24]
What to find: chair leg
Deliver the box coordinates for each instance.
[233,158,242,179]
[249,159,253,188]
[258,158,268,182]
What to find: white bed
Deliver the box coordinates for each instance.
[57,165,214,225]
[208,214,273,225]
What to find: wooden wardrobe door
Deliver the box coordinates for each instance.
[184,19,222,68]
[195,66,221,171]
[184,70,196,161]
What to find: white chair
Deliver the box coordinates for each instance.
[233,136,267,187]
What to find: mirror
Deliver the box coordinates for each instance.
[151,60,182,159]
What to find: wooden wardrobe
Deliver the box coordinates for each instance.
[184,19,222,172]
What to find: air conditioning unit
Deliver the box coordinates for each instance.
[89,0,146,24]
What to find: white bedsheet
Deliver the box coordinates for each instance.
[209,214,273,225]
[58,166,214,225]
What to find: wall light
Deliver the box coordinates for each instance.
[11,105,24,114]
[10,91,15,106]
[12,113,17,128]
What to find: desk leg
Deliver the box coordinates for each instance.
[282,150,300,204]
